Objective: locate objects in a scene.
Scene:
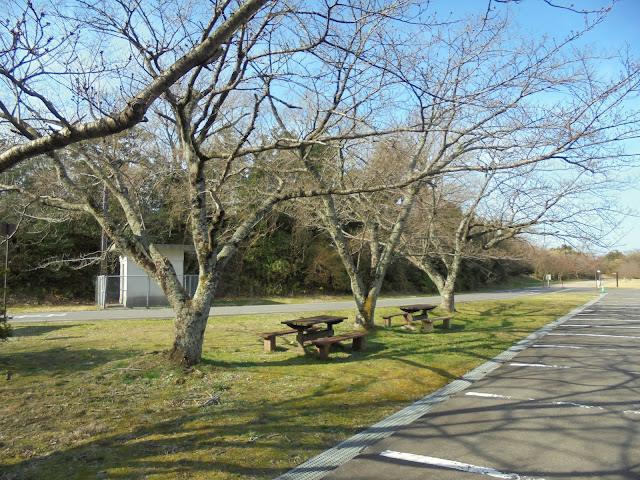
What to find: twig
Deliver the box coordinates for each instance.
[199,392,222,407]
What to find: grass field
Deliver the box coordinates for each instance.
[0,291,595,479]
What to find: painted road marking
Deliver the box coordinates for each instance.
[548,333,640,339]
[533,344,587,349]
[533,344,623,351]
[563,324,640,329]
[466,392,534,401]
[466,392,602,410]
[379,450,546,479]
[12,313,68,318]
[509,362,570,369]
[582,307,631,310]
[568,319,640,323]
[465,392,640,415]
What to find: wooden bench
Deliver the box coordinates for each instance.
[309,331,368,360]
[258,327,319,352]
[381,312,411,327]
[420,315,453,333]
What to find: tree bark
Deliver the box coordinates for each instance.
[352,280,385,327]
[168,302,211,365]
[405,254,458,312]
[439,279,457,313]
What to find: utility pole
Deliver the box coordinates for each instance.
[1,221,17,321]
[100,186,109,275]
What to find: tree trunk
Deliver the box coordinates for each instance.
[351,261,388,328]
[440,280,457,313]
[167,303,211,366]
[354,287,380,328]
[407,257,457,313]
[350,284,369,327]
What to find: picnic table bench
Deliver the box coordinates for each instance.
[381,312,412,327]
[258,327,320,352]
[420,315,453,333]
[309,331,368,360]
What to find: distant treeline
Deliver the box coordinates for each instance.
[5,213,533,303]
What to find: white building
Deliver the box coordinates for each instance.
[118,244,195,307]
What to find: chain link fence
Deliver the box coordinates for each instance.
[95,274,199,308]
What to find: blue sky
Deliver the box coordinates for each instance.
[431,0,640,253]
[577,0,640,253]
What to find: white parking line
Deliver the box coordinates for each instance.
[563,324,640,329]
[533,344,622,351]
[568,319,640,323]
[533,344,585,349]
[466,392,603,410]
[379,450,546,479]
[465,392,640,415]
[12,313,68,318]
[509,362,570,369]
[465,391,533,400]
[548,333,640,339]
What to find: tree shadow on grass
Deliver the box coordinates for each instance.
[10,324,77,337]
[205,331,488,389]
[475,303,547,321]
[0,346,137,378]
[202,341,381,369]
[367,325,520,368]
[0,374,411,480]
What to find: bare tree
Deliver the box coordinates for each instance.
[616,252,640,279]
[0,0,272,171]
[295,135,432,327]
[400,164,625,311]
[296,8,640,325]
[0,0,638,358]
[0,0,437,364]
[491,0,615,15]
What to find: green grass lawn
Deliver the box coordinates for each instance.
[0,291,595,480]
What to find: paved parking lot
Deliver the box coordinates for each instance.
[281,289,640,480]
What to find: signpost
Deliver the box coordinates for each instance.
[1,221,17,321]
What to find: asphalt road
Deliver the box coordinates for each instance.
[281,287,640,480]
[8,282,598,324]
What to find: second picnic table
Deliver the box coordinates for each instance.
[281,315,347,351]
[383,303,437,326]
[399,304,437,322]
[383,303,454,332]
[395,303,453,332]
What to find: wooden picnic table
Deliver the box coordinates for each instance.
[281,315,346,351]
[398,304,437,323]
